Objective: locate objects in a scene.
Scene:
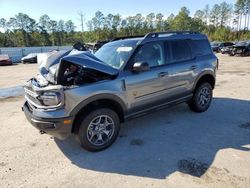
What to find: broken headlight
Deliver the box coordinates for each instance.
[38,92,62,106]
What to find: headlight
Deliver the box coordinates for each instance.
[38,92,62,106]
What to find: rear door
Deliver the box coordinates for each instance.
[163,40,196,98]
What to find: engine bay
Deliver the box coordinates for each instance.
[57,61,114,86]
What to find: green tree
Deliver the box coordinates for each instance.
[0,18,7,32]
[65,20,76,33]
[133,14,144,34]
[210,4,221,27]
[39,14,52,46]
[247,0,250,29]
[1,3,250,47]
[235,0,245,30]
[194,10,205,20]
[156,13,164,31]
[65,20,76,44]
[146,13,155,31]
[9,13,37,46]
[171,7,192,30]
[48,20,58,45]
[57,20,65,45]
[219,2,233,27]
[203,4,210,24]
[92,11,105,40]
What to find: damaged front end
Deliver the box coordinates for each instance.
[24,49,118,110]
[23,49,119,139]
[24,78,64,110]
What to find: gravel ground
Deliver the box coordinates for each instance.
[0,54,250,188]
[0,63,37,88]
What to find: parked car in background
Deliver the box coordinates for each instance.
[21,53,38,64]
[73,42,87,51]
[23,31,218,152]
[0,54,12,66]
[86,41,108,52]
[211,42,234,53]
[210,42,221,53]
[229,41,250,56]
[220,45,235,54]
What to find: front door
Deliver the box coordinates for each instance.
[124,42,171,112]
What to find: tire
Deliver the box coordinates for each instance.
[77,108,120,152]
[188,82,213,113]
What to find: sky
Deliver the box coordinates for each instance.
[0,0,235,30]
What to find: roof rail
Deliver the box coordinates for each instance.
[145,31,200,39]
[111,35,145,41]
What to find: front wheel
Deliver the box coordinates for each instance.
[77,108,120,152]
[188,82,213,113]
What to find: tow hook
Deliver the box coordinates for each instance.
[39,130,46,134]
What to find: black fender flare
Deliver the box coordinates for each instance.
[69,93,127,117]
[192,71,216,91]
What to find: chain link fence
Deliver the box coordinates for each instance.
[0,46,72,62]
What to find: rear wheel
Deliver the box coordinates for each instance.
[77,108,120,152]
[188,82,213,113]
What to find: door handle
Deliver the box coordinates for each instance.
[190,65,197,70]
[158,72,169,77]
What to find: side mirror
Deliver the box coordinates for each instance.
[132,62,150,72]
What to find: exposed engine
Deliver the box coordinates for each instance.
[59,61,114,86]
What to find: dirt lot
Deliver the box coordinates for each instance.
[0,63,38,88]
[0,55,250,188]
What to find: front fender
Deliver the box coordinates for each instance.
[69,93,127,116]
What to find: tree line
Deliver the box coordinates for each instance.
[0,0,250,47]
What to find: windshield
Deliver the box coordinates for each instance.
[94,41,137,69]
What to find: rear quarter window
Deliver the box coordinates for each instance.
[167,40,192,63]
[190,40,212,56]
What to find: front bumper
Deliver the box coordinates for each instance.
[22,101,74,139]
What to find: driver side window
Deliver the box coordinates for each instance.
[133,42,164,68]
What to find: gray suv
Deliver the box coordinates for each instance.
[23,31,218,151]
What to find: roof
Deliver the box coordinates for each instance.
[106,31,208,47]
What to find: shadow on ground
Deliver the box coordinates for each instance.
[55,97,250,179]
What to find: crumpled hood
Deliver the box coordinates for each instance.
[61,51,118,76]
[37,49,118,85]
[36,50,70,84]
[38,50,70,74]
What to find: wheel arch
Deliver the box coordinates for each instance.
[193,72,216,91]
[70,94,126,133]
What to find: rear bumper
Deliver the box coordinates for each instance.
[22,102,73,139]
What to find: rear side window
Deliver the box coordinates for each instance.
[191,40,212,56]
[167,40,192,63]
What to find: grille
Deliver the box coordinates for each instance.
[24,87,43,107]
